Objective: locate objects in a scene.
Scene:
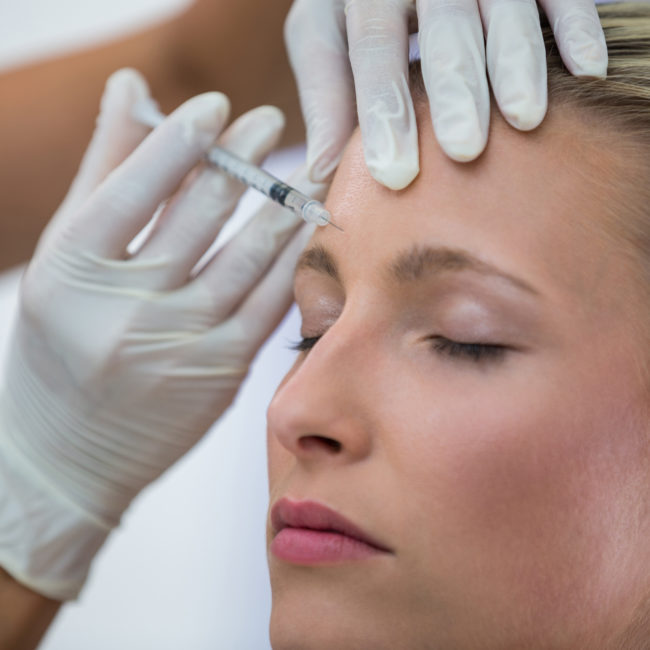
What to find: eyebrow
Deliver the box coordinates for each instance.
[295,243,540,296]
[296,244,341,283]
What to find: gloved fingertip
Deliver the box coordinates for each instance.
[572,61,608,80]
[565,35,608,79]
[208,105,285,169]
[366,153,420,191]
[496,78,547,132]
[433,102,489,164]
[250,105,286,143]
[254,105,286,131]
[100,68,150,120]
[175,92,231,148]
[501,98,547,132]
[226,105,286,154]
[438,135,486,164]
[105,68,149,97]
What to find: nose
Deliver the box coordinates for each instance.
[267,321,375,465]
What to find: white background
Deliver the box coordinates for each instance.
[0,1,304,647]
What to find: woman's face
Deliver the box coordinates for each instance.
[266,111,650,649]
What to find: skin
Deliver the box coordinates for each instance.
[266,107,650,649]
[0,568,60,650]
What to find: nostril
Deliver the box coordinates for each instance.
[298,435,342,454]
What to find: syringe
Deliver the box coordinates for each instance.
[131,99,342,231]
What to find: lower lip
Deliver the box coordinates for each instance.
[271,528,385,564]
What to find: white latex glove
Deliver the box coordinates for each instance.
[285,0,608,189]
[0,68,324,600]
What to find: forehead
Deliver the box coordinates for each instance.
[309,110,632,308]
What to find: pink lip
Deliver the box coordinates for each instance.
[270,498,392,565]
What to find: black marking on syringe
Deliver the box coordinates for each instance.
[269,182,292,206]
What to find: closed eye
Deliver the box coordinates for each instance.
[430,336,509,363]
[289,335,510,363]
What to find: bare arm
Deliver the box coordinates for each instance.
[0,0,301,270]
[0,568,61,650]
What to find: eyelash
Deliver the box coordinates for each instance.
[429,336,508,363]
[290,335,508,363]
[290,336,322,353]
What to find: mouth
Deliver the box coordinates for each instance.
[270,498,393,565]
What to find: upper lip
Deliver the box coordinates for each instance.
[271,498,393,553]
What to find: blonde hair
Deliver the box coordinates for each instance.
[546,2,650,141]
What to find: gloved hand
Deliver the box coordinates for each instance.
[0,68,323,600]
[285,0,608,189]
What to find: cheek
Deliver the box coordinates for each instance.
[439,366,647,536]
[384,350,650,628]
[383,344,648,521]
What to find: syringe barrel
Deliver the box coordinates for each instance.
[208,149,325,224]
[206,148,276,196]
[209,149,312,219]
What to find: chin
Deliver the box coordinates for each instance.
[268,569,402,650]
[269,608,380,650]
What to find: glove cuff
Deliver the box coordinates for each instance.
[0,393,111,601]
